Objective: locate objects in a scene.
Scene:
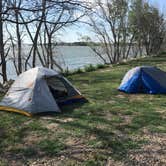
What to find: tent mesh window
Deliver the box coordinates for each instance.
[46,77,68,100]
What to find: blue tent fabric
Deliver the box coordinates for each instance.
[118,66,166,94]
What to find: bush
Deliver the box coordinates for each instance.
[62,63,108,76]
[74,68,84,74]
[96,64,107,69]
[159,51,166,55]
[62,69,71,76]
[84,64,96,72]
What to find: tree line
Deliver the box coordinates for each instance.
[0,0,165,83]
[82,0,166,64]
[0,0,89,82]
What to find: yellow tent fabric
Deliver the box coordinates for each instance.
[0,106,32,117]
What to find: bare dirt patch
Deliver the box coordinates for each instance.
[128,95,145,102]
[156,108,166,114]
[106,158,124,166]
[29,148,110,166]
[65,137,84,146]
[23,120,33,125]
[116,94,126,99]
[127,129,166,166]
[45,123,59,131]
[120,115,132,126]
[40,116,56,120]
[56,117,75,123]
[99,69,111,73]
[23,131,45,146]
[108,100,116,104]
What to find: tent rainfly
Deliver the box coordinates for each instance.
[0,67,85,116]
[118,66,166,94]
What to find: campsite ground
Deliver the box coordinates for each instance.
[0,54,166,166]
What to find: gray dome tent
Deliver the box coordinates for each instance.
[0,67,85,116]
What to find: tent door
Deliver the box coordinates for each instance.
[46,76,68,101]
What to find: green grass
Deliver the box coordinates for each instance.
[38,139,67,156]
[0,54,166,165]
[63,64,108,76]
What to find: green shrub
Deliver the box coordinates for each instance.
[74,68,84,74]
[62,68,71,76]
[62,63,108,76]
[84,64,96,72]
[159,51,166,55]
[96,64,107,69]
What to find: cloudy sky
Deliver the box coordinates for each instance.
[60,0,166,43]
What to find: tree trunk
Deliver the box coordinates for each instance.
[48,36,54,69]
[0,0,7,83]
[32,0,46,67]
[16,11,22,74]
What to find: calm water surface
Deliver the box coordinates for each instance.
[6,45,143,80]
[6,46,103,80]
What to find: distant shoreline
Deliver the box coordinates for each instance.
[24,42,100,46]
[24,42,136,47]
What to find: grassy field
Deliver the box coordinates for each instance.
[0,54,166,166]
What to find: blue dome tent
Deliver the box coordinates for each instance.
[118,66,166,94]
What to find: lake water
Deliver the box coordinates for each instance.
[54,46,103,69]
[6,46,103,80]
[6,45,143,80]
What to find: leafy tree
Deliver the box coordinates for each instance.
[87,0,137,64]
[130,0,166,56]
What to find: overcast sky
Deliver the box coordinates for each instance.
[60,0,166,43]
